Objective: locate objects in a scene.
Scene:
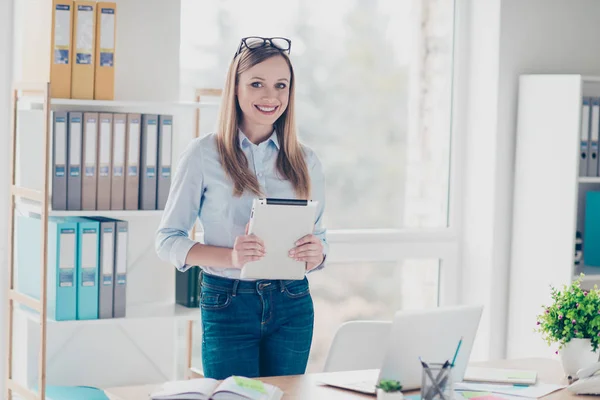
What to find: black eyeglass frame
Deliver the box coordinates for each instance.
[233,36,292,59]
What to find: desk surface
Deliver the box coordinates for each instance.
[104,358,579,400]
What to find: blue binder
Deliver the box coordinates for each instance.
[71,218,100,320]
[16,215,77,321]
[585,191,600,267]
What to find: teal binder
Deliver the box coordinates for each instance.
[585,191,600,266]
[72,218,100,320]
[16,215,78,321]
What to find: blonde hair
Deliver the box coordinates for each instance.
[216,44,311,199]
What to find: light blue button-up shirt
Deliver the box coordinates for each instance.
[155,130,328,279]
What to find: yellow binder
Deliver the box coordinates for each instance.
[94,2,117,100]
[71,1,96,99]
[50,0,74,98]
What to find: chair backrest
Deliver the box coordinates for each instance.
[323,320,392,373]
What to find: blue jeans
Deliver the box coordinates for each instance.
[199,272,314,379]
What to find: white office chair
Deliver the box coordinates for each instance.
[323,320,392,373]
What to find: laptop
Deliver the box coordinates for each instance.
[319,305,483,394]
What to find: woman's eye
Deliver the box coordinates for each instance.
[251,82,262,88]
[276,83,287,89]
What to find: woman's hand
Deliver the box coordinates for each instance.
[231,224,266,268]
[289,234,324,272]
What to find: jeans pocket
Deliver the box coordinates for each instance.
[283,279,310,299]
[200,288,232,310]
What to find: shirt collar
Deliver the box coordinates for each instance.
[238,129,280,150]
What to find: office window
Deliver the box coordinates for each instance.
[180,0,458,377]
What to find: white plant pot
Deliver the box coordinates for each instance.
[377,389,404,400]
[559,338,600,377]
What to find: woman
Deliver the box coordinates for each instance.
[155,36,328,379]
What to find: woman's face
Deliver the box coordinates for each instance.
[236,55,291,129]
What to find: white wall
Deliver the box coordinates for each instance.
[0,0,15,397]
[114,0,180,101]
[499,0,600,358]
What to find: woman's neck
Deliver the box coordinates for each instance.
[239,120,273,145]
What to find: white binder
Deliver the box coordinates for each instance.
[581,97,591,177]
[589,98,600,177]
[67,112,83,210]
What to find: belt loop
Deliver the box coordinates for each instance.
[279,280,285,292]
[232,280,239,297]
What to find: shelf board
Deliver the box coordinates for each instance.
[47,209,163,217]
[583,76,600,83]
[16,302,198,326]
[574,265,600,282]
[17,97,220,111]
[15,200,163,217]
[578,177,600,183]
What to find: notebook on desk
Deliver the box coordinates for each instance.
[463,367,537,385]
[150,376,283,400]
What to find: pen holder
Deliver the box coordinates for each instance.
[420,363,454,400]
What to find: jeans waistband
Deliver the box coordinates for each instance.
[200,271,307,296]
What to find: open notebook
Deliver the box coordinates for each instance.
[150,376,283,400]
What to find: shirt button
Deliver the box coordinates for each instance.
[258,172,263,177]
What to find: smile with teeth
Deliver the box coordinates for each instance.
[255,105,278,114]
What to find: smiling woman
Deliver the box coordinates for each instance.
[156,37,328,379]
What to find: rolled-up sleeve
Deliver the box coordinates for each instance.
[309,151,328,272]
[155,139,203,271]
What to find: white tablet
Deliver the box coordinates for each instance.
[240,198,318,280]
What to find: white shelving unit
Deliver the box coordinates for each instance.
[507,74,600,359]
[7,87,221,398]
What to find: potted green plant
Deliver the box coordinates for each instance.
[376,379,403,400]
[536,274,600,376]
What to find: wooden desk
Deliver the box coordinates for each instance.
[104,358,578,400]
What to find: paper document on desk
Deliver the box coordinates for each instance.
[455,382,565,398]
[456,392,527,400]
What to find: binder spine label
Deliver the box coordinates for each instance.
[76,5,94,65]
[54,5,71,64]
[81,228,97,287]
[147,167,155,178]
[100,166,109,176]
[128,166,138,176]
[99,8,115,67]
[55,116,67,177]
[114,167,123,177]
[82,268,96,286]
[116,274,126,285]
[161,167,171,177]
[76,54,92,66]
[70,167,80,177]
[100,53,114,67]
[55,49,70,65]
[85,167,95,176]
[60,270,74,287]
[102,275,112,285]
[59,228,76,287]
